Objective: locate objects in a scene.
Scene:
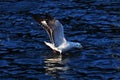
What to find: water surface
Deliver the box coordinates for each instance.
[0,0,120,80]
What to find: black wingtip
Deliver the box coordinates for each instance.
[32,13,55,22]
[45,13,55,20]
[32,14,43,22]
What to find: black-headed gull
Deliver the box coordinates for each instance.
[32,14,82,53]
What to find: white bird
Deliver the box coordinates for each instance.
[32,14,82,53]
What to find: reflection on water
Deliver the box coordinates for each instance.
[44,53,69,77]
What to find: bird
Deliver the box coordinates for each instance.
[32,14,82,53]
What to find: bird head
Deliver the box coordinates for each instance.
[74,42,83,49]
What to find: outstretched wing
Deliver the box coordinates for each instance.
[32,14,54,44]
[32,14,66,47]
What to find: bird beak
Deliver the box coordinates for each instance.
[81,46,83,49]
[79,44,83,49]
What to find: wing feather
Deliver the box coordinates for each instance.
[32,14,54,44]
[32,14,66,47]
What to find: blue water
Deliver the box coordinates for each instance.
[0,0,120,80]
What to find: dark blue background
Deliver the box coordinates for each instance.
[0,0,120,80]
